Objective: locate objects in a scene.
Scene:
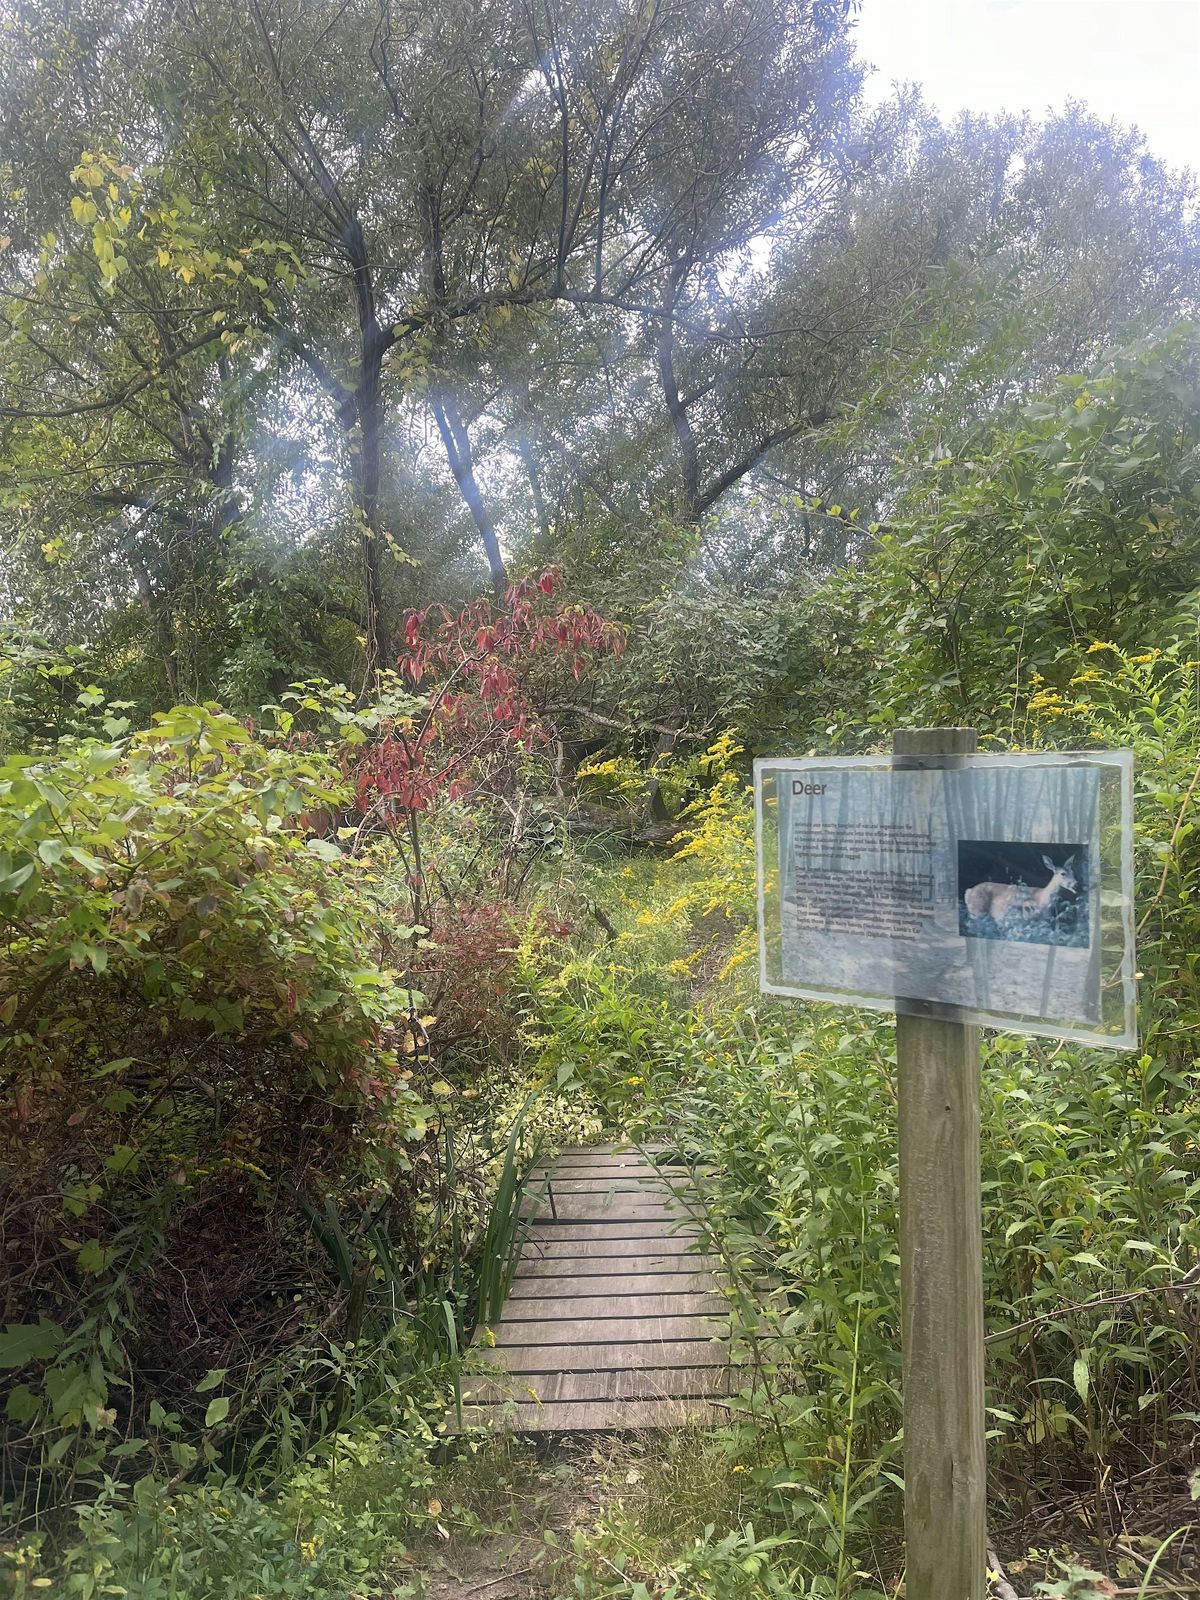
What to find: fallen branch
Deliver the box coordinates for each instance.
[546,701,712,741]
[987,1543,1026,1600]
[555,799,681,847]
[985,1270,1200,1344]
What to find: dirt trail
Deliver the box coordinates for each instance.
[413,1440,606,1600]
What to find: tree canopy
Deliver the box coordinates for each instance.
[3,0,1195,718]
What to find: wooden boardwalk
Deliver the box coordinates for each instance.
[455,1145,730,1431]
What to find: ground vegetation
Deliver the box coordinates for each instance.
[2,1,1200,1595]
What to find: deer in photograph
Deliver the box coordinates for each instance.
[964,854,1078,926]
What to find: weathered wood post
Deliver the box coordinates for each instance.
[893,726,987,1600]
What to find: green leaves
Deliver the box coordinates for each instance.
[0,859,35,894]
[0,1318,63,1368]
[1072,1354,1090,1406]
[0,706,425,1085]
[204,1395,230,1427]
[75,1239,110,1275]
[5,1384,40,1422]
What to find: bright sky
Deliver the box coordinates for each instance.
[854,0,1200,172]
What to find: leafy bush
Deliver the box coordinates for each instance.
[826,323,1200,740]
[6,1422,435,1599]
[0,701,434,1515]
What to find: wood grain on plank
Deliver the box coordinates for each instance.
[471,1338,729,1373]
[500,1292,726,1319]
[520,1195,692,1221]
[516,1221,702,1241]
[515,1248,720,1273]
[483,1315,726,1346]
[528,1177,697,1193]
[537,1169,707,1185]
[461,1367,731,1404]
[528,1192,697,1209]
[557,1144,672,1155]
[507,1272,719,1297]
[458,1397,727,1431]
[529,1162,712,1178]
[516,1234,707,1259]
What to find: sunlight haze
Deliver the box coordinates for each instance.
[855,0,1200,170]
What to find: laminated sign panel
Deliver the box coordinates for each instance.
[755,750,1136,1048]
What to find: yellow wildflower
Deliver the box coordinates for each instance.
[1086,640,1117,654]
[1028,690,1067,712]
[718,947,754,981]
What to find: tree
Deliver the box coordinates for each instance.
[1,0,862,679]
[2,3,1198,726]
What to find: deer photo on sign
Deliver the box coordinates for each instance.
[959,841,1087,948]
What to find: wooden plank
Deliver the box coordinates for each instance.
[483,1314,726,1345]
[895,726,986,1600]
[540,1168,704,1182]
[507,1272,719,1297]
[499,1292,726,1319]
[461,1367,731,1404]
[528,1177,697,1193]
[522,1187,691,1209]
[528,1190,697,1206]
[520,1194,692,1220]
[458,1397,727,1431]
[516,1221,701,1241]
[516,1233,706,1259]
[538,1170,705,1185]
[472,1338,728,1373]
[530,1156,697,1169]
[530,1161,713,1177]
[456,1143,730,1436]
[514,1253,719,1277]
[557,1144,671,1155]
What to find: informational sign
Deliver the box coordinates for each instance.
[755,751,1135,1048]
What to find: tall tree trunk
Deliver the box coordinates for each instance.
[432,395,509,597]
[356,347,391,675]
[515,378,552,546]
[656,298,701,521]
[638,295,701,824]
[345,216,392,679]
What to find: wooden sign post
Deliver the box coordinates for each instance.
[893,727,987,1600]
[756,731,1137,1597]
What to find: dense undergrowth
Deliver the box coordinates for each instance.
[513,638,1200,1595]
[3,330,1200,1597]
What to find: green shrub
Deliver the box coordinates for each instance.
[5,1424,433,1599]
[0,701,432,1515]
